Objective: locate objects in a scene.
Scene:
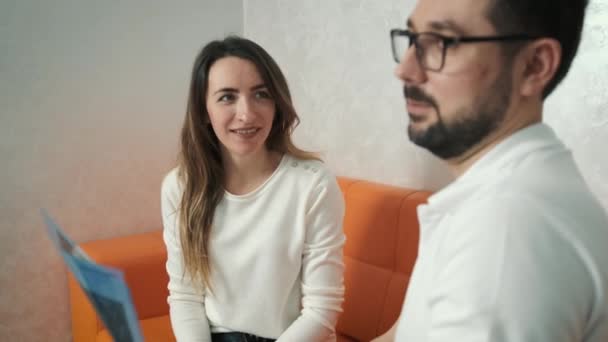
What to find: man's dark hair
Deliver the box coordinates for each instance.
[486,0,589,98]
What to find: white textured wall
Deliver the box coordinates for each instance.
[545,0,608,211]
[245,0,453,191]
[244,0,608,210]
[0,0,242,340]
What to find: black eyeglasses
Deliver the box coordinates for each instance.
[390,29,539,71]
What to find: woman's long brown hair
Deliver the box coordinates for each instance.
[177,36,317,291]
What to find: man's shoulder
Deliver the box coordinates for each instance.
[443,181,608,277]
[450,184,603,235]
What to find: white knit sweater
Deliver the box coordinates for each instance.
[161,154,345,342]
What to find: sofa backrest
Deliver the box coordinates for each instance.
[336,177,431,341]
[71,176,430,341]
[73,230,170,340]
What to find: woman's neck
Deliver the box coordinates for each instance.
[222,149,283,195]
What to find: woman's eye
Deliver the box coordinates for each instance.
[255,90,272,99]
[218,94,235,102]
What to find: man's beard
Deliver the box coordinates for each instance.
[405,69,512,160]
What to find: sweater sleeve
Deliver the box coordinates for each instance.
[161,170,212,342]
[278,169,346,342]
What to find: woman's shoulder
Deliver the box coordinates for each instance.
[161,167,182,197]
[285,153,326,171]
[282,154,337,185]
[281,154,344,210]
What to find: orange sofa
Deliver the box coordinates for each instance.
[69,177,431,342]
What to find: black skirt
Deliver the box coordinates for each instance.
[211,332,276,342]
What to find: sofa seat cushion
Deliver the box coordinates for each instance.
[96,315,174,342]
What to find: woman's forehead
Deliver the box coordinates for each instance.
[207,57,265,90]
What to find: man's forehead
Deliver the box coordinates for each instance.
[407,0,493,34]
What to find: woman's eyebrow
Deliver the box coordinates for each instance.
[213,87,238,95]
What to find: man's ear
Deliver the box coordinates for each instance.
[520,38,562,97]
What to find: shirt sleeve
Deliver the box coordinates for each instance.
[278,169,346,342]
[161,171,212,342]
[425,194,593,342]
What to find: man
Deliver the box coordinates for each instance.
[373,0,608,341]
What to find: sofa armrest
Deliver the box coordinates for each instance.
[68,230,169,342]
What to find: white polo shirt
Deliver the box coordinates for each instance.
[395,123,608,341]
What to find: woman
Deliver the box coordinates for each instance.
[161,36,345,342]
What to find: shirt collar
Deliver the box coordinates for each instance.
[421,122,563,215]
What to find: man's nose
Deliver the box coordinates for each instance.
[394,45,426,84]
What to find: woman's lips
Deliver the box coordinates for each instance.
[230,127,261,137]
